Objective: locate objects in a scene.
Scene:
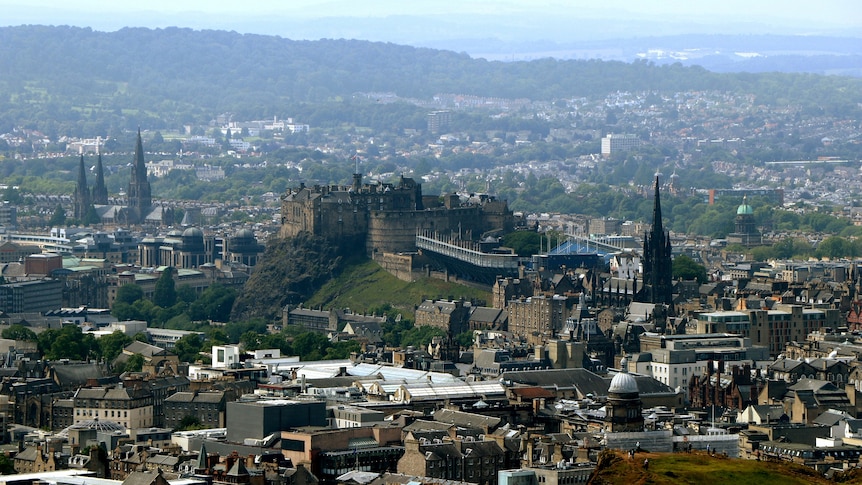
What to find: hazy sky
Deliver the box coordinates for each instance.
[1,0,859,48]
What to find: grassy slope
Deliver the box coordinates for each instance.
[302,259,491,319]
[588,450,855,485]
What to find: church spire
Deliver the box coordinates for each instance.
[74,154,90,220]
[638,174,673,306]
[92,152,108,205]
[651,174,663,238]
[127,128,152,224]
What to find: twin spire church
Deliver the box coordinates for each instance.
[74,130,168,226]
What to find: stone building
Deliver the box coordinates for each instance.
[279,174,515,255]
[415,299,471,335]
[164,390,227,430]
[492,276,532,309]
[727,196,761,246]
[224,229,264,267]
[604,357,643,433]
[73,385,154,430]
[13,443,60,474]
[398,431,505,485]
[507,295,572,344]
[138,228,208,269]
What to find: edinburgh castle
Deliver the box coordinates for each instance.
[279,173,517,254]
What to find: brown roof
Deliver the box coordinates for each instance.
[510,386,556,399]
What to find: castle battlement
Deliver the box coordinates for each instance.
[279,173,516,254]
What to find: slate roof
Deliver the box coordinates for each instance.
[432,409,501,430]
[502,368,611,398]
[51,362,110,388]
[122,470,167,485]
[124,340,170,357]
[469,307,507,326]
[813,409,853,427]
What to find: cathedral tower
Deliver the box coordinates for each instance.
[127,129,152,224]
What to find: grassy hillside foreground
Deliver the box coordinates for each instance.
[587,450,862,485]
[303,259,491,319]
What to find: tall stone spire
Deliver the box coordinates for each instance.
[92,152,108,205]
[127,129,152,224]
[638,174,673,306]
[651,174,664,239]
[74,154,91,220]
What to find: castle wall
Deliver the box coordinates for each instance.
[366,206,487,254]
[280,198,319,238]
[376,252,415,282]
[279,176,517,257]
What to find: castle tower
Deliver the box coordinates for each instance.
[92,152,108,205]
[638,175,673,306]
[127,129,152,224]
[74,155,91,220]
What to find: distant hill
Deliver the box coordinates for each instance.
[0,26,860,133]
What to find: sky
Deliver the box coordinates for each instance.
[1,0,860,55]
[2,0,860,33]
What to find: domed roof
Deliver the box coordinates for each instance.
[608,356,639,394]
[235,228,254,239]
[736,196,753,215]
[609,371,638,394]
[182,227,204,238]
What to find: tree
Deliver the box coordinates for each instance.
[672,255,708,284]
[502,230,541,257]
[153,267,177,308]
[40,325,98,361]
[455,330,474,349]
[48,204,66,227]
[176,284,197,304]
[1,324,37,341]
[97,330,132,364]
[190,284,237,322]
[174,333,204,363]
[123,353,145,373]
[83,205,101,226]
[115,284,144,305]
[0,453,15,475]
[176,414,205,431]
[292,332,330,361]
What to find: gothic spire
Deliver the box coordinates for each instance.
[651,174,663,238]
[74,154,90,220]
[92,152,108,205]
[127,128,152,224]
[133,128,146,177]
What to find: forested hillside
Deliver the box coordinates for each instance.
[1,26,861,135]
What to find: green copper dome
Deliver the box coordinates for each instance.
[737,196,753,215]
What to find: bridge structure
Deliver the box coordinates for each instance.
[415,230,524,285]
[552,232,635,256]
